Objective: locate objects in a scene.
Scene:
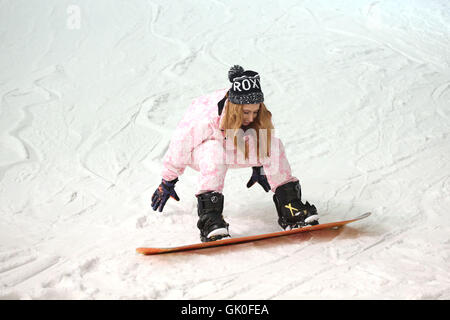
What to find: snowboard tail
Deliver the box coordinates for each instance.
[136,212,371,255]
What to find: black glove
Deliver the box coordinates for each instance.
[151,178,180,212]
[246,166,271,192]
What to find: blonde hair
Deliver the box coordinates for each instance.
[219,93,274,160]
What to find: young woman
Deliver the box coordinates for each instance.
[151,65,318,242]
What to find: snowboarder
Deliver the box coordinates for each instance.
[151,65,318,242]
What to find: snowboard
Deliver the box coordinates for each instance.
[136,212,371,255]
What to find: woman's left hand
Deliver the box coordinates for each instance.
[246,166,271,192]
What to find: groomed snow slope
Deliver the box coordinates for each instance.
[0,0,449,299]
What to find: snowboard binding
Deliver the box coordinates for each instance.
[196,191,230,242]
[273,181,319,230]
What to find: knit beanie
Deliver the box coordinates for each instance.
[227,65,264,105]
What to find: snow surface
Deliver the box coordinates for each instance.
[0,0,449,300]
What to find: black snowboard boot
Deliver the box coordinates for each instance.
[196,191,230,242]
[273,181,319,230]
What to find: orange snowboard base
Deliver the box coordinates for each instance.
[136,212,371,255]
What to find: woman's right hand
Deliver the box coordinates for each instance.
[151,178,180,212]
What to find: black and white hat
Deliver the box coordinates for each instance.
[227,65,264,105]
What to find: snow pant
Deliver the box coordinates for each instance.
[188,136,298,195]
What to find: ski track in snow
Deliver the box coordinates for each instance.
[0,0,449,299]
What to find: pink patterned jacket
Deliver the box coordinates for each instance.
[161,88,297,193]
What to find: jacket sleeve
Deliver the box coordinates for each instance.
[161,118,214,181]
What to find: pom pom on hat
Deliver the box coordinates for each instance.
[228,65,245,82]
